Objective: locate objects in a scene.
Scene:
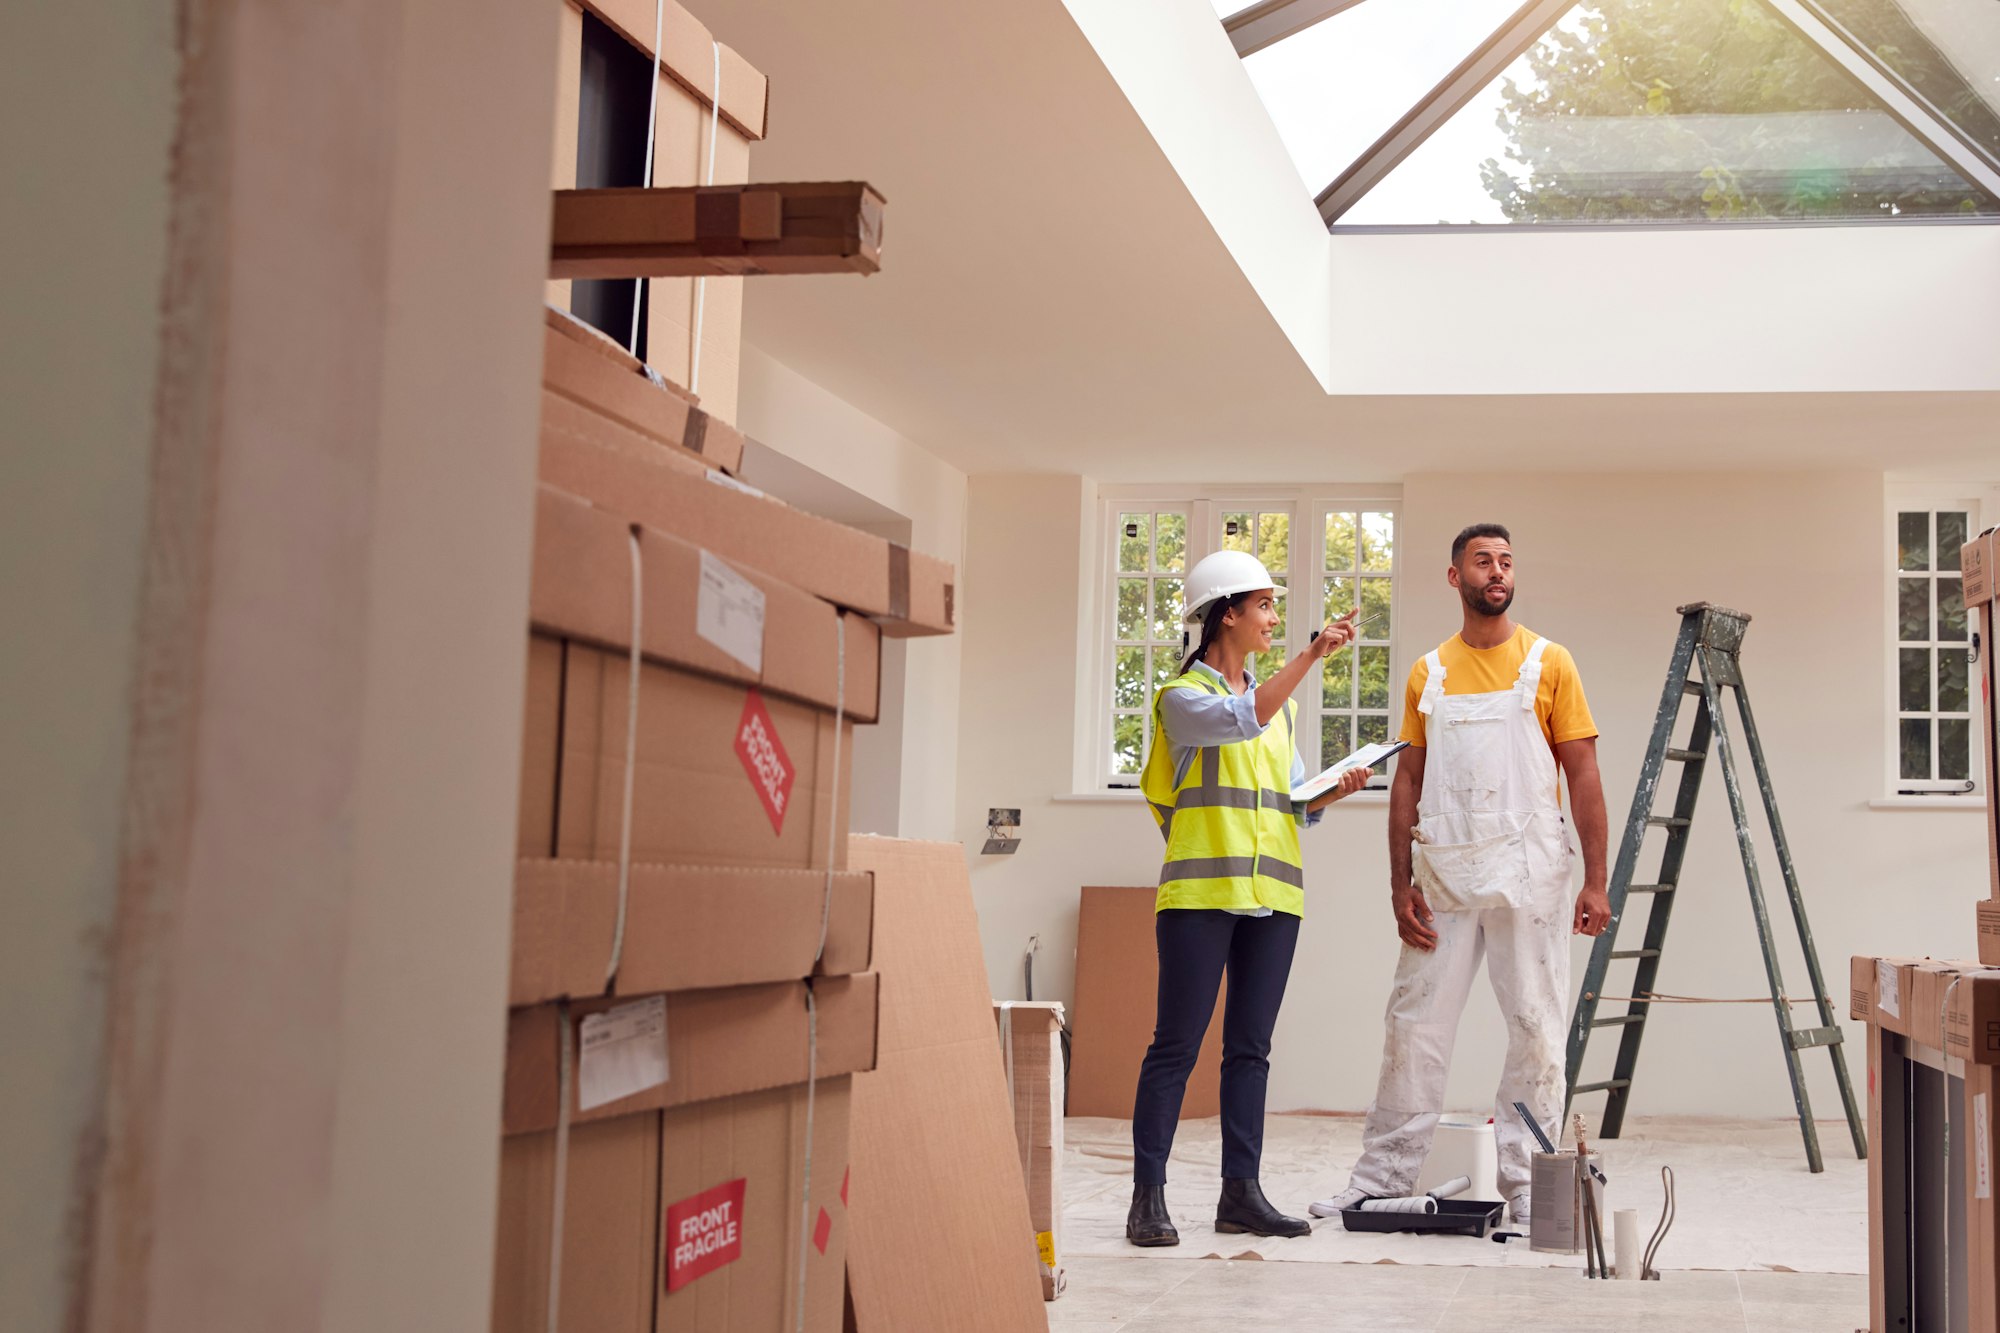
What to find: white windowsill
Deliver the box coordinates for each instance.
[1055,790,1393,807]
[1867,795,1987,811]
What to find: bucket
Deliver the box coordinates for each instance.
[1414,1117,1502,1203]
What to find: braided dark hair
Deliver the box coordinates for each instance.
[1179,591,1253,675]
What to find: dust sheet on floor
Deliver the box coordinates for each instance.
[1064,1113,1864,1274]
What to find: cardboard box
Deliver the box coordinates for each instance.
[1979,900,2000,967]
[1069,885,1223,1119]
[548,182,886,279]
[553,641,852,870]
[1856,956,2000,1061]
[1964,526,1999,900]
[995,1001,1066,1301]
[531,484,882,723]
[502,973,879,1136]
[538,423,956,638]
[543,308,748,475]
[845,838,1047,1333]
[1852,955,1929,1041]
[492,1077,852,1333]
[510,859,874,1006]
[520,634,564,856]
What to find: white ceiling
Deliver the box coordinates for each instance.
[694,0,2000,481]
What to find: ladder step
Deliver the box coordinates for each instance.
[1626,883,1675,894]
[1646,816,1692,828]
[1572,1079,1632,1095]
[1788,1025,1844,1051]
[1682,681,1705,695]
[1611,949,1662,960]
[1665,748,1706,763]
[1592,1015,1645,1028]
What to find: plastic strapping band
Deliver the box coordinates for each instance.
[546,1000,575,1333]
[627,0,668,358]
[607,527,642,987]
[794,621,847,1332]
[689,41,721,397]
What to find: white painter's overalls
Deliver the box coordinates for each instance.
[1347,637,1574,1206]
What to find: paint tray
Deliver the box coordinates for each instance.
[1339,1199,1504,1238]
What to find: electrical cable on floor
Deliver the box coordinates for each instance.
[1641,1166,1676,1280]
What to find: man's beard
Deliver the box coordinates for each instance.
[1462,581,1514,619]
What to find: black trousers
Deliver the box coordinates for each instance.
[1131,907,1301,1185]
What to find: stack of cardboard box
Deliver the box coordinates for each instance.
[1850,524,2000,1331]
[995,1002,1068,1301]
[493,6,955,1330]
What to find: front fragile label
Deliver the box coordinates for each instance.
[1878,961,1901,1019]
[577,995,670,1112]
[697,549,765,673]
[665,1177,748,1292]
[734,688,796,835]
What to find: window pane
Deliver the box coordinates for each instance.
[1222,511,1254,554]
[1271,574,1288,642]
[1901,718,1932,781]
[1322,647,1354,710]
[1324,576,1355,620]
[1326,513,1357,572]
[1253,647,1283,686]
[1358,645,1392,710]
[1940,576,1968,641]
[1119,513,1150,572]
[1259,513,1292,574]
[1118,578,1147,641]
[1941,647,1971,714]
[1900,648,1932,713]
[1156,513,1187,572]
[1899,511,1931,571]
[1337,0,2000,227]
[1112,713,1144,776]
[1361,511,1395,573]
[1360,577,1394,641]
[1941,719,1972,783]
[1322,713,1353,767]
[1115,646,1146,710]
[1151,647,1178,693]
[1940,511,1970,571]
[1899,577,1929,642]
[1813,0,2000,165]
[1358,713,1391,749]
[1153,578,1183,642]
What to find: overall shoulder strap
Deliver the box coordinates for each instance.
[1516,635,1554,710]
[1416,650,1447,716]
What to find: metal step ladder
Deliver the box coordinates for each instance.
[1563,603,1866,1172]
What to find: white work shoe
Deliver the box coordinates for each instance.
[1507,1194,1531,1224]
[1307,1187,1371,1218]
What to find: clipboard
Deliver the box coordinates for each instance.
[1290,739,1410,803]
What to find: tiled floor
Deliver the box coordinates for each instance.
[1048,1256,1867,1332]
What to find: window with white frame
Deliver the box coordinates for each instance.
[1100,491,1400,791]
[1889,495,1983,798]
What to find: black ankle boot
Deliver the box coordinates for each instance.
[1215,1177,1311,1238]
[1126,1183,1179,1247]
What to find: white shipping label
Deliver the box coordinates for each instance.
[1878,961,1902,1019]
[697,550,766,674]
[577,995,670,1112]
[1980,1094,1993,1201]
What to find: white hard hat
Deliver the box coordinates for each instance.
[1181,550,1284,625]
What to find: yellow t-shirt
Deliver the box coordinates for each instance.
[1398,625,1598,751]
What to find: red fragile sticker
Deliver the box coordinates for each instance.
[813,1206,833,1255]
[664,1178,747,1293]
[733,689,796,835]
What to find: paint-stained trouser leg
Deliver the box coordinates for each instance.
[1484,891,1571,1203]
[1345,909,1485,1198]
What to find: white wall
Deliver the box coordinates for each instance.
[736,341,969,839]
[958,468,1992,1121]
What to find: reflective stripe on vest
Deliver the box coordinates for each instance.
[1138,668,1306,916]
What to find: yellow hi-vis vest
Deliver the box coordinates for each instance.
[1139,668,1306,917]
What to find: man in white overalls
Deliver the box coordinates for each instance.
[1312,523,1610,1223]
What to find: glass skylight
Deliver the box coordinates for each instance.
[1221,0,2000,226]
[1242,0,1529,197]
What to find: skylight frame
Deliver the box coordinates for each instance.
[1221,0,2000,229]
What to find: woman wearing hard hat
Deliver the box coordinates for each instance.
[1126,548,1366,1247]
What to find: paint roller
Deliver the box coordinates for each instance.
[1352,1175,1473,1215]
